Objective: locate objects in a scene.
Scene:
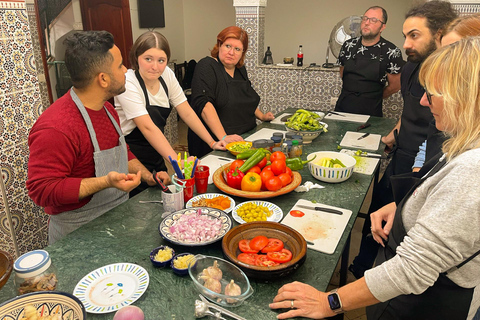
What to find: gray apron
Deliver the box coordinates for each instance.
[48,89,129,244]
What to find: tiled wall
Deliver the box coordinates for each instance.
[0,0,48,258]
[234,2,404,121]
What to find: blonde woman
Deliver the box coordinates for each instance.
[270,37,480,320]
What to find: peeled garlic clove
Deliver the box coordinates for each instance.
[225,279,241,296]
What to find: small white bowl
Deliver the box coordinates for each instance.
[307,151,356,183]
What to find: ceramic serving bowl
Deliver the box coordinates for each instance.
[188,254,253,307]
[150,245,175,268]
[307,151,356,183]
[285,122,328,144]
[0,291,86,319]
[171,253,196,276]
[225,141,252,156]
[221,221,307,280]
[0,250,13,290]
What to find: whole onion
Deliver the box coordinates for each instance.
[113,305,145,320]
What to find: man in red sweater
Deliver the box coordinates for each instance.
[27,31,170,244]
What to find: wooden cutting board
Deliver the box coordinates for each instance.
[281,199,352,254]
[340,131,381,151]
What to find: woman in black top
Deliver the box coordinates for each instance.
[188,26,274,158]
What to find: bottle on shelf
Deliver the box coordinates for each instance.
[263,46,274,65]
[297,45,303,67]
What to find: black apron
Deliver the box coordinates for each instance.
[367,154,477,320]
[394,62,434,174]
[126,70,171,173]
[335,39,385,117]
[188,64,260,158]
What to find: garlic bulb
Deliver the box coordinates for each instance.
[201,260,223,280]
[224,279,241,296]
[201,275,222,293]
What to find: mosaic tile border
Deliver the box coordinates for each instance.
[0,1,25,10]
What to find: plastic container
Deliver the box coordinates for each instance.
[194,165,209,194]
[289,139,303,158]
[14,250,57,295]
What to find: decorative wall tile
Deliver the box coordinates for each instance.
[0,194,16,256]
[1,141,29,201]
[17,225,48,256]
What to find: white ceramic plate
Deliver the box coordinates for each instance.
[185,193,235,213]
[73,263,149,314]
[159,207,232,246]
[231,201,283,224]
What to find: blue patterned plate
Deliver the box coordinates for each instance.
[73,263,149,314]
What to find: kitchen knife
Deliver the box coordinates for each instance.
[357,132,370,140]
[326,111,346,117]
[355,153,387,159]
[356,122,371,131]
[297,205,343,215]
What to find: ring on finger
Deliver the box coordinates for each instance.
[291,300,294,309]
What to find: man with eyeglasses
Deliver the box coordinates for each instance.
[349,0,457,281]
[334,6,404,117]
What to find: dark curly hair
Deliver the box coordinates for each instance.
[64,31,115,89]
[406,0,457,36]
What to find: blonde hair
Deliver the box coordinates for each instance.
[419,36,480,160]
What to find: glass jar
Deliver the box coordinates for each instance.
[272,132,284,139]
[252,139,268,149]
[281,143,289,159]
[285,132,296,140]
[289,139,303,158]
[271,136,282,148]
[14,250,58,295]
[265,139,275,152]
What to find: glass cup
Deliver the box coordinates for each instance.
[161,185,184,215]
[194,165,210,194]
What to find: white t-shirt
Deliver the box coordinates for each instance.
[114,67,187,135]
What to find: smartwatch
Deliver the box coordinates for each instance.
[327,288,344,314]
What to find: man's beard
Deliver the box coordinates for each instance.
[106,77,126,100]
[361,28,380,41]
[405,39,437,63]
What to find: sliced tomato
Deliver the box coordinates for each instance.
[238,239,258,253]
[267,249,293,263]
[261,238,284,253]
[249,235,269,251]
[255,254,280,267]
[290,210,305,217]
[237,253,258,266]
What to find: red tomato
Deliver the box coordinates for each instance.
[270,151,286,163]
[260,169,274,183]
[261,238,284,253]
[289,210,305,217]
[249,235,268,251]
[255,255,279,267]
[285,166,293,177]
[267,249,293,263]
[278,173,292,187]
[238,239,258,253]
[262,165,272,173]
[257,156,267,169]
[247,165,261,174]
[237,253,258,265]
[265,176,282,191]
[271,160,287,176]
[230,160,245,172]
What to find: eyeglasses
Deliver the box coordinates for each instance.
[424,87,442,105]
[223,44,243,54]
[361,16,385,24]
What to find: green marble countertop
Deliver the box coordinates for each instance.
[0,110,396,319]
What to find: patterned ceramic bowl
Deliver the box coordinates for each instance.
[307,151,356,183]
[285,122,328,144]
[0,291,86,319]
